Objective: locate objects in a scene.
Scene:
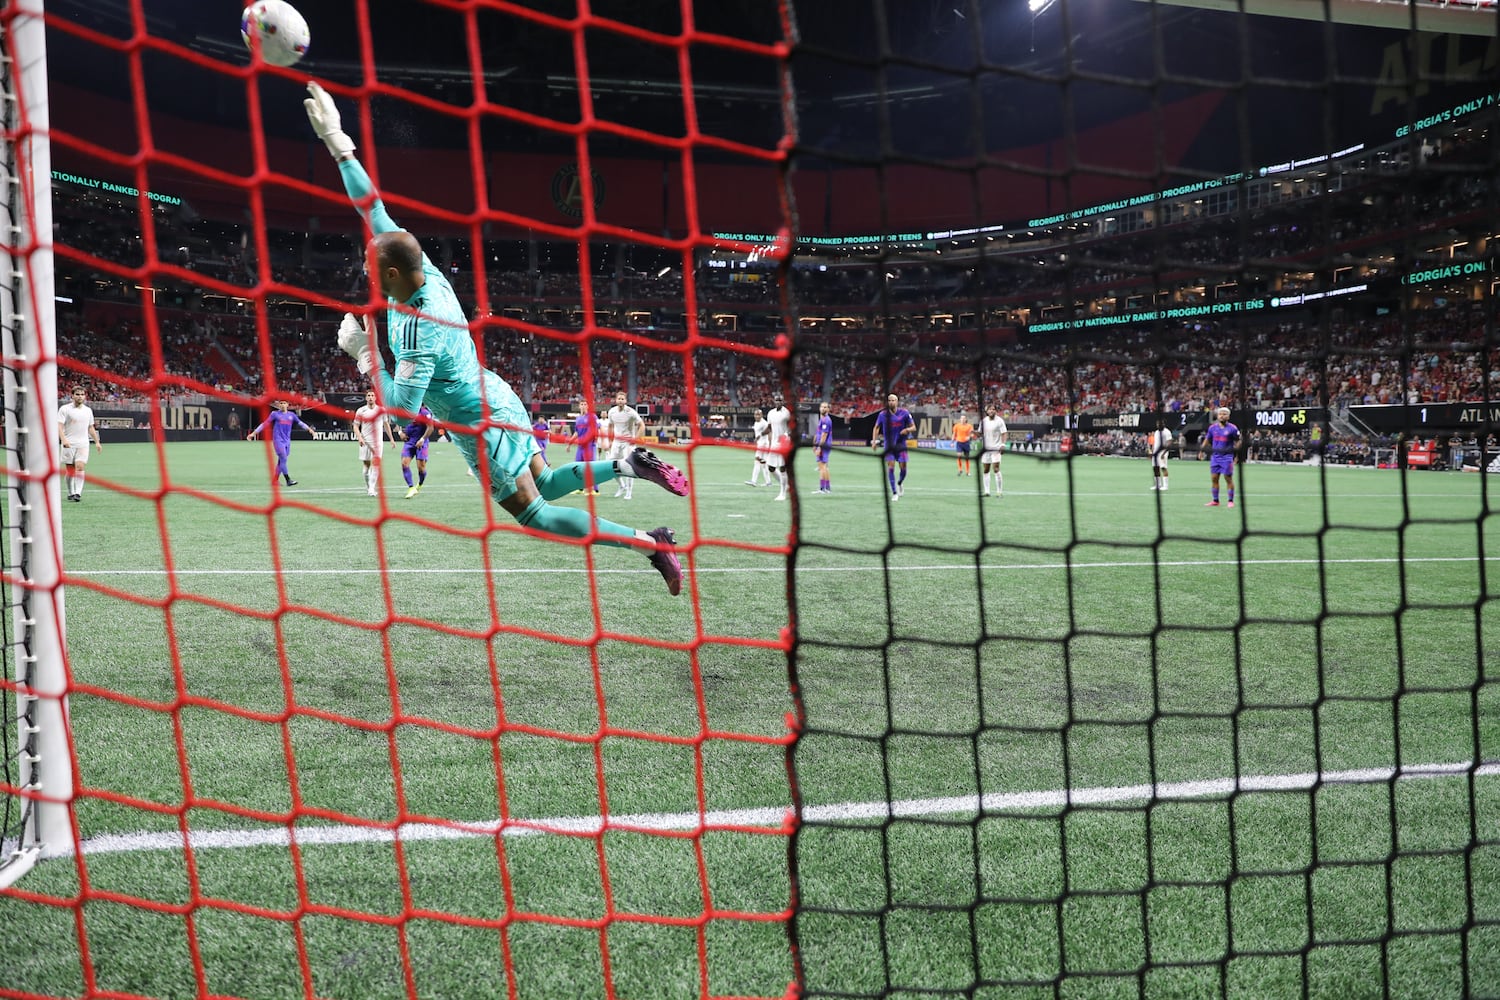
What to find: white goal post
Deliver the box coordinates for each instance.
[0,0,72,890]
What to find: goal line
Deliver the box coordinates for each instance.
[68,759,1499,858]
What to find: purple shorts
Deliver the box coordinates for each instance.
[403,439,430,462]
[1209,454,1234,476]
[816,447,831,463]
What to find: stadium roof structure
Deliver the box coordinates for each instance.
[1135,0,1497,34]
[39,1,1496,190]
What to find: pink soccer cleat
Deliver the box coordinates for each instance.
[622,447,689,496]
[647,526,682,596]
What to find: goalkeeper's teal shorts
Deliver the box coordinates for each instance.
[435,374,537,504]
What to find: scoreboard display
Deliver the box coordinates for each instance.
[1241,406,1323,429]
[1348,402,1500,433]
[1070,407,1325,433]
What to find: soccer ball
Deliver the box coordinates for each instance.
[240,0,310,67]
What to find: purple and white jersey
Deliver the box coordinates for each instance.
[875,407,914,451]
[1203,421,1240,456]
[405,406,433,444]
[253,410,306,452]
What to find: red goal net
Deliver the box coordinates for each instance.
[13,0,1500,997]
[2,2,802,998]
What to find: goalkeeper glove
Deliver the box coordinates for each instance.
[304,82,355,160]
[338,312,377,376]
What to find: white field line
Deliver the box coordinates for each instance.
[60,760,1498,859]
[68,555,1500,577]
[172,486,1485,501]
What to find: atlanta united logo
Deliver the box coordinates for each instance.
[550,163,605,219]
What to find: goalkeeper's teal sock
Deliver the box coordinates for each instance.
[534,461,618,501]
[515,496,636,548]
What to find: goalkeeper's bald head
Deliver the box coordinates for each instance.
[370,230,424,299]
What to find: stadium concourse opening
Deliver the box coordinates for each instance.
[2,0,1498,998]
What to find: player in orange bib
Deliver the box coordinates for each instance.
[952,412,975,476]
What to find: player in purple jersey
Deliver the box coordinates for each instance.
[871,393,915,501]
[814,401,834,494]
[1197,407,1241,507]
[398,405,433,499]
[572,404,597,461]
[247,400,313,487]
[569,403,601,493]
[532,414,551,467]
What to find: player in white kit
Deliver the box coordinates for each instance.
[352,388,397,496]
[765,394,793,501]
[747,409,771,487]
[1149,417,1173,491]
[58,385,102,502]
[979,403,1008,498]
[605,391,646,499]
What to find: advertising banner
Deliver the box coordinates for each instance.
[1350,402,1500,434]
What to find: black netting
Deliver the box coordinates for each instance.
[787,2,1498,996]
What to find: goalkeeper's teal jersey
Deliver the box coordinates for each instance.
[339,158,534,499]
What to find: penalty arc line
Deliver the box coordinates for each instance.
[63,760,1499,859]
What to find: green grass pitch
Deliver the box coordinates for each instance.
[2,438,1497,999]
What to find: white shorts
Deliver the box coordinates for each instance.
[754,446,769,462]
[609,440,633,462]
[765,450,786,470]
[359,443,383,463]
[1152,453,1170,470]
[61,444,89,467]
[981,450,1003,465]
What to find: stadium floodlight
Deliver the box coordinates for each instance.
[1030,0,1058,11]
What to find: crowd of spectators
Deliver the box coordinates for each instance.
[46,124,1500,463]
[816,301,1498,420]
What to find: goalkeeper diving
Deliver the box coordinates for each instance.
[304,82,689,595]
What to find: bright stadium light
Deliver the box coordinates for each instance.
[1030,0,1058,11]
